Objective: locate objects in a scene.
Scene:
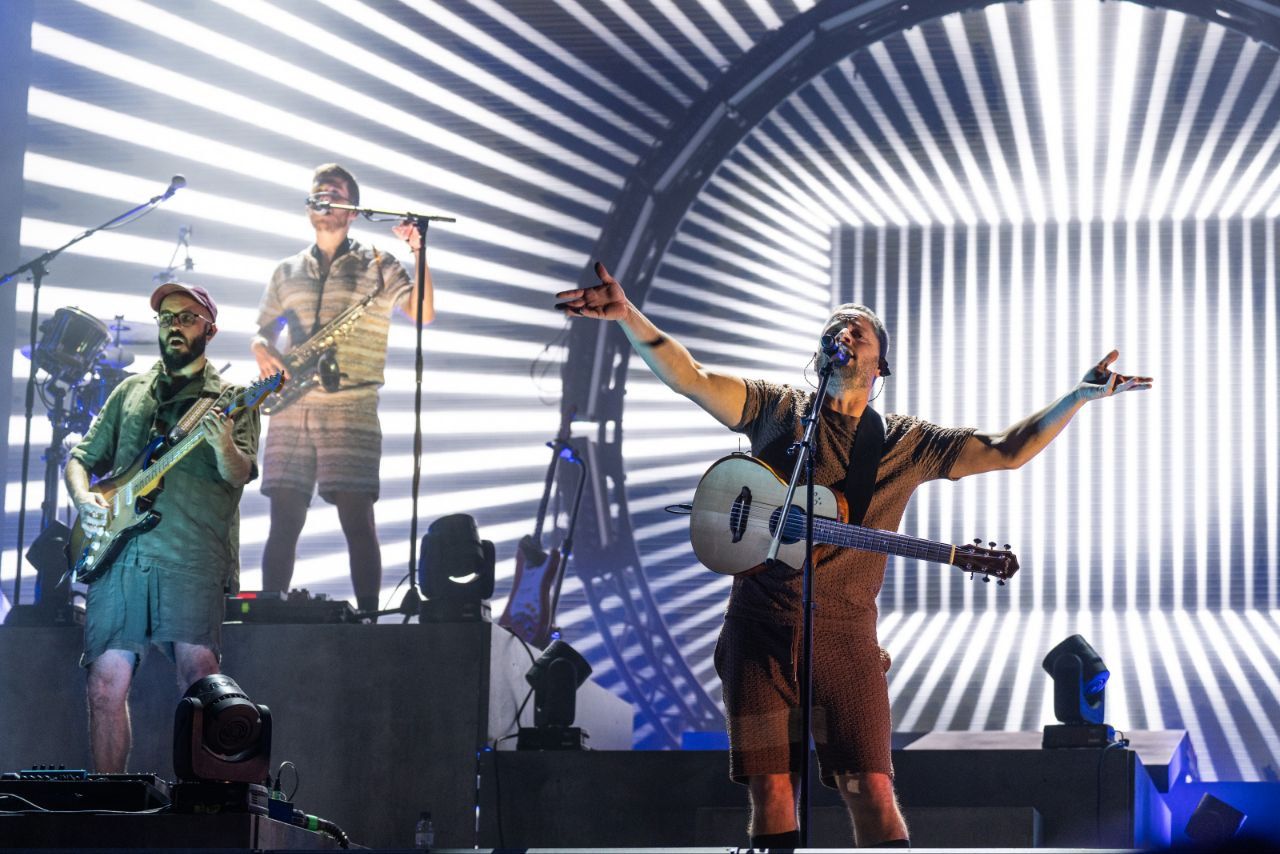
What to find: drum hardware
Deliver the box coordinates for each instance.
[1,172,184,608]
[10,306,132,620]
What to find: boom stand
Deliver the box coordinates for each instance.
[322,201,454,618]
[763,355,837,847]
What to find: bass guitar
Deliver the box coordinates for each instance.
[69,373,283,584]
[689,454,1019,582]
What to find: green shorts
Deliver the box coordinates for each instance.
[80,560,225,669]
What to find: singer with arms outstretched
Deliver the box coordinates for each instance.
[556,263,1150,849]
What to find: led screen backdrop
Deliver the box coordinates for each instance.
[4,0,1279,779]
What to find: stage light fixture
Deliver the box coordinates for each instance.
[518,639,592,750]
[418,513,495,622]
[173,675,272,784]
[1041,634,1115,748]
[1185,792,1247,845]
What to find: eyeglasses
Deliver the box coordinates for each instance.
[156,310,212,328]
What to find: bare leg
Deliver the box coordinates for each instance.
[86,650,135,773]
[746,772,800,836]
[333,492,381,611]
[835,771,909,846]
[174,642,221,694]
[262,490,310,593]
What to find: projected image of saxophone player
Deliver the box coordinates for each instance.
[251,163,433,613]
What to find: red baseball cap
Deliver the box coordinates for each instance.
[150,282,217,323]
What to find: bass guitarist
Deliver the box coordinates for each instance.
[251,163,432,614]
[66,282,260,773]
[556,263,1150,849]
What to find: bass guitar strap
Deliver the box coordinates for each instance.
[841,406,885,526]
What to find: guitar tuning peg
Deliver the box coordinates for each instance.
[997,579,1006,586]
[973,537,982,545]
[982,575,991,583]
[1003,544,1011,551]
[969,572,974,581]
[989,541,996,548]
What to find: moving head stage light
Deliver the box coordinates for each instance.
[419,513,495,622]
[174,675,272,784]
[1041,634,1116,748]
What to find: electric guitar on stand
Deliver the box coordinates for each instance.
[68,373,283,584]
[498,408,587,648]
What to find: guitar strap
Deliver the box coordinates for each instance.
[841,406,885,526]
[165,394,221,443]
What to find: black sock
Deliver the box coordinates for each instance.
[749,828,801,850]
[869,839,910,848]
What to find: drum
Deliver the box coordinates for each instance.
[65,366,130,434]
[34,307,109,384]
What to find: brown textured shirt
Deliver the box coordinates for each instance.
[728,379,974,631]
[257,239,412,406]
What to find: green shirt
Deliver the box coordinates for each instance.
[69,360,261,591]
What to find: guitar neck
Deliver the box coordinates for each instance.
[129,429,208,495]
[811,517,957,566]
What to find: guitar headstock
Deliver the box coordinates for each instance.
[227,372,285,417]
[953,539,1020,584]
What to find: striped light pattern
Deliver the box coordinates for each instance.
[4,0,1280,778]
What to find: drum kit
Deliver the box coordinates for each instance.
[24,306,144,434]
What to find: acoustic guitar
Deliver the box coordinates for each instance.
[689,454,1019,582]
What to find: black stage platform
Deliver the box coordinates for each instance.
[0,622,630,849]
[0,812,349,849]
[1,622,1192,849]
[475,741,1171,849]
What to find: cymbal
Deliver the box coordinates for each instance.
[98,346,135,369]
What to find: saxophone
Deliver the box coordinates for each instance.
[261,248,387,416]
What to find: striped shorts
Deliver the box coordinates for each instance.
[714,615,895,788]
[260,401,383,503]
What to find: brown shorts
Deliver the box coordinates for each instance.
[714,615,894,788]
[81,561,225,669]
[260,401,382,502]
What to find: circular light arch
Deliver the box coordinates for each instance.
[559,0,1280,746]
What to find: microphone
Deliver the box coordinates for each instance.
[820,334,853,366]
[162,174,186,200]
[305,194,331,212]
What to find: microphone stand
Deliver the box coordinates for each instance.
[764,351,839,848]
[1,181,181,606]
[320,201,454,618]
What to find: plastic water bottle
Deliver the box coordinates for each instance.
[414,810,434,849]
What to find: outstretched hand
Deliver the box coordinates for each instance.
[555,262,630,321]
[1078,350,1153,401]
